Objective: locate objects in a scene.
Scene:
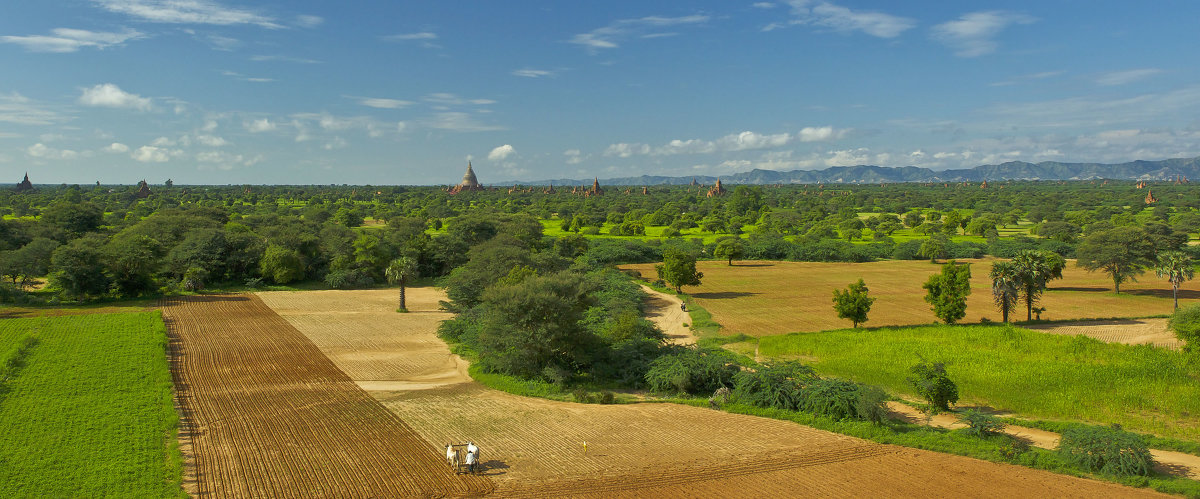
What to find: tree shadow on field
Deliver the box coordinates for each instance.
[691,291,759,300]
[1052,286,1200,299]
[730,263,774,267]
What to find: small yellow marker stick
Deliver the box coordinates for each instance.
[582,441,587,456]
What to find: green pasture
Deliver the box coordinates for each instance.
[0,312,182,497]
[757,324,1200,442]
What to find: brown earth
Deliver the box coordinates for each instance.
[621,259,1199,336]
[1025,318,1183,349]
[258,288,1165,497]
[161,293,491,498]
[638,284,696,345]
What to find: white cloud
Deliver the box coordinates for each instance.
[220,70,274,83]
[0,92,61,125]
[249,54,321,64]
[93,0,280,28]
[570,14,709,51]
[78,83,152,111]
[512,68,555,78]
[132,145,175,162]
[488,144,515,161]
[195,134,226,146]
[150,136,175,146]
[383,32,437,41]
[323,137,347,150]
[244,118,276,132]
[753,2,776,8]
[356,97,413,109]
[604,143,652,158]
[27,143,78,160]
[798,126,846,142]
[197,150,261,170]
[780,1,915,38]
[295,15,323,28]
[825,148,871,166]
[990,70,1064,87]
[104,142,130,153]
[1096,68,1163,86]
[564,149,584,164]
[424,112,504,132]
[204,34,240,51]
[1,28,143,53]
[931,11,1036,57]
[603,127,846,158]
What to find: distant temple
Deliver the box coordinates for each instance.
[1145,189,1158,204]
[706,178,726,197]
[585,177,603,197]
[15,173,33,192]
[449,161,485,194]
[136,179,151,198]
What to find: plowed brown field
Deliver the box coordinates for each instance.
[258,288,1163,497]
[161,294,491,498]
[621,259,1200,336]
[1026,318,1184,349]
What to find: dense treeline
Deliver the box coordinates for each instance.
[1,180,1198,303]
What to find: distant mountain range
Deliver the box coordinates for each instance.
[514,156,1200,186]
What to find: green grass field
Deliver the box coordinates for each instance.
[757,324,1200,442]
[0,312,182,497]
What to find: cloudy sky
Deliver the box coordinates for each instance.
[2,1,1199,185]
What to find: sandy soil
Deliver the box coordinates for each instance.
[638,284,696,345]
[258,287,1166,497]
[887,402,1200,480]
[1025,318,1183,349]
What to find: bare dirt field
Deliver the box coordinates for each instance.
[257,288,1162,497]
[621,259,1199,336]
[1025,318,1184,349]
[161,294,490,497]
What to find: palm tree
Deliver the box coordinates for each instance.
[1155,251,1195,311]
[1010,250,1056,321]
[990,261,1020,323]
[385,257,419,313]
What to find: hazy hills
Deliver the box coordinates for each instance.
[520,156,1200,186]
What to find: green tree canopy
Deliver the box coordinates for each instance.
[713,239,745,266]
[832,278,875,328]
[989,261,1020,323]
[655,248,703,293]
[1155,251,1195,311]
[922,261,972,324]
[385,256,419,312]
[1075,226,1156,293]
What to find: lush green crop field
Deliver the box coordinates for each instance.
[758,324,1200,441]
[0,312,182,497]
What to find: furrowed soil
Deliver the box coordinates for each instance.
[1025,318,1183,349]
[161,294,491,498]
[257,288,1162,497]
[621,259,1198,337]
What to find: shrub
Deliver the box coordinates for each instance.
[907,360,959,412]
[854,385,890,424]
[1168,303,1200,352]
[800,378,861,421]
[1058,425,1154,476]
[732,361,817,411]
[645,347,740,395]
[324,269,375,289]
[957,409,1006,437]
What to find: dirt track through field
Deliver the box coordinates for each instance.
[638,285,695,345]
[258,288,1164,497]
[162,294,491,498]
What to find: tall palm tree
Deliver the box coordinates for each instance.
[385,257,419,313]
[1155,251,1195,311]
[990,261,1020,323]
[1010,250,1055,321]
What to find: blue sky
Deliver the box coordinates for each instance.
[2,1,1199,185]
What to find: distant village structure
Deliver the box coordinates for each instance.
[449,161,485,195]
[136,179,151,198]
[15,173,33,192]
[706,178,726,197]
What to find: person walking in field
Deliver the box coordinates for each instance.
[466,441,480,473]
[464,445,477,473]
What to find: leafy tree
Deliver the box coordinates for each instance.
[1011,250,1063,321]
[1168,304,1200,353]
[903,211,923,228]
[917,234,948,263]
[49,236,111,299]
[1156,251,1195,311]
[907,360,958,412]
[1075,226,1155,293]
[942,211,963,235]
[385,256,419,312]
[644,347,740,395]
[260,244,305,284]
[965,214,1000,237]
[989,261,1020,323]
[922,261,972,324]
[0,238,59,288]
[655,248,703,293]
[41,201,102,236]
[832,278,874,328]
[958,409,1006,437]
[713,239,745,266]
[104,235,162,297]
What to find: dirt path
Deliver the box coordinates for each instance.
[638,284,696,345]
[258,288,1166,497]
[1025,318,1183,349]
[162,294,491,497]
[887,402,1200,480]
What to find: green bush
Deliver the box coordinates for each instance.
[854,385,890,424]
[1057,424,1154,476]
[732,361,817,411]
[800,378,861,421]
[907,360,959,412]
[1168,304,1200,352]
[645,346,740,395]
[957,409,1006,437]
